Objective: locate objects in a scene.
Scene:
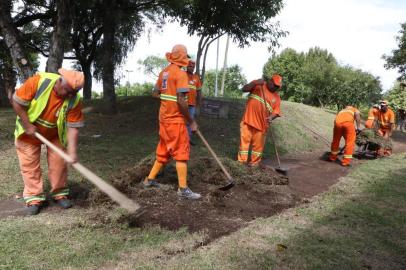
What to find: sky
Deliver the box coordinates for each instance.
[51,0,406,92]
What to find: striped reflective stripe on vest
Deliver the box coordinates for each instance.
[343,154,353,159]
[160,94,188,102]
[36,118,57,128]
[34,79,52,100]
[188,84,197,90]
[249,94,273,113]
[160,94,177,102]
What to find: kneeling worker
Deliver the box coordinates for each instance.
[12,69,85,215]
[329,105,361,166]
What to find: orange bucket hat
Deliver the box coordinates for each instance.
[272,74,282,87]
[58,68,85,91]
[165,44,189,67]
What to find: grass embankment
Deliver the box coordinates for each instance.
[130,153,406,269]
[0,96,337,269]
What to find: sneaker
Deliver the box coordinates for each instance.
[55,197,73,209]
[177,187,201,200]
[26,204,41,215]
[141,177,161,188]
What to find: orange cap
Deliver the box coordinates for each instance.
[165,44,189,67]
[58,68,84,91]
[272,74,282,87]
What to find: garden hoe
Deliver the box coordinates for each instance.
[268,128,288,176]
[34,132,143,217]
[196,130,235,191]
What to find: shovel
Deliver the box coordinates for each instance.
[196,130,235,191]
[268,128,288,176]
[34,132,142,215]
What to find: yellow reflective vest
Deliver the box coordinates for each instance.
[14,72,81,147]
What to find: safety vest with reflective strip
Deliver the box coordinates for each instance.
[14,72,81,147]
[160,93,188,102]
[248,94,273,113]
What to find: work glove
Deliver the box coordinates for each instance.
[356,128,361,135]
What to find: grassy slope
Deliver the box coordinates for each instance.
[0,96,343,269]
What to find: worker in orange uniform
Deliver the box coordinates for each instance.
[328,106,361,166]
[12,69,85,215]
[376,100,395,156]
[365,104,380,129]
[238,74,282,166]
[186,59,202,144]
[143,44,201,200]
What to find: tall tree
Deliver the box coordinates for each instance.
[166,0,286,80]
[70,1,103,100]
[137,55,168,79]
[0,0,34,80]
[202,65,247,97]
[100,0,117,114]
[46,0,73,72]
[383,22,406,81]
[264,47,382,109]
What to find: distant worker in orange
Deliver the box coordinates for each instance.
[365,104,380,129]
[143,44,201,200]
[12,69,85,215]
[376,100,395,156]
[238,74,282,166]
[329,105,361,166]
[186,59,202,144]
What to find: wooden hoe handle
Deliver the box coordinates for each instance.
[196,130,233,181]
[35,132,141,213]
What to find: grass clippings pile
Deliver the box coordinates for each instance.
[89,154,298,242]
[356,129,393,150]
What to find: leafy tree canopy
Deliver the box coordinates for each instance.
[383,22,406,81]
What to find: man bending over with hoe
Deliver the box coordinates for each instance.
[329,105,361,166]
[12,69,84,215]
[238,74,282,166]
[143,44,201,200]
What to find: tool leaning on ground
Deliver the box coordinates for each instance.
[34,132,142,215]
[267,128,288,176]
[196,130,236,191]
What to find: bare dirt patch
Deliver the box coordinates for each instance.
[89,155,298,242]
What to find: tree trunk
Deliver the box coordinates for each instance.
[101,0,117,114]
[0,79,8,107]
[0,0,33,80]
[46,0,73,73]
[3,64,16,104]
[82,63,92,100]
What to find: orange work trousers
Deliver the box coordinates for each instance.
[15,138,69,205]
[330,122,356,165]
[377,128,392,157]
[156,122,190,163]
[238,122,266,165]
